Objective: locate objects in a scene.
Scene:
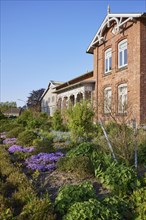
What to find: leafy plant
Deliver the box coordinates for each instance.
[17,130,37,146]
[67,101,94,141]
[55,182,96,216]
[52,109,66,131]
[131,187,146,219]
[6,126,24,138]
[57,155,94,178]
[66,142,96,158]
[19,193,55,220]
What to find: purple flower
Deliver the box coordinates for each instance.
[8,145,34,154]
[8,145,23,153]
[23,147,34,153]
[25,151,64,172]
[3,138,17,145]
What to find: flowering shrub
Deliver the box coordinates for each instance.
[25,152,64,172]
[3,138,17,145]
[8,145,34,154]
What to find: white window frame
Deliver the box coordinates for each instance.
[104,87,112,113]
[118,39,127,68]
[105,48,112,73]
[118,84,127,113]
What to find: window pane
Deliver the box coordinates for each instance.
[105,59,108,72]
[119,51,123,66]
[109,57,112,70]
[124,49,127,65]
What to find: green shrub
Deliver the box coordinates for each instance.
[33,132,54,153]
[55,182,96,216]
[66,142,96,158]
[7,126,24,138]
[131,187,146,219]
[138,140,146,165]
[16,110,33,127]
[0,118,17,132]
[95,161,140,196]
[17,130,37,146]
[19,193,55,220]
[63,199,102,220]
[52,110,65,131]
[57,155,94,179]
[0,195,14,220]
[67,101,94,141]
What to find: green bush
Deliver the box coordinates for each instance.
[0,195,14,220]
[33,132,54,153]
[131,187,146,219]
[138,140,146,165]
[63,199,102,220]
[52,110,65,131]
[66,142,96,158]
[17,130,37,146]
[0,118,18,132]
[55,182,96,216]
[57,155,94,179]
[95,161,140,195]
[19,193,55,220]
[16,110,33,127]
[7,126,24,138]
[67,101,94,141]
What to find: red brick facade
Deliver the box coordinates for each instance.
[88,13,146,125]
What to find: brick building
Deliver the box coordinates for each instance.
[40,8,146,125]
[87,8,146,125]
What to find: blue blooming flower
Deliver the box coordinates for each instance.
[25,152,64,172]
[3,138,17,145]
[8,145,34,154]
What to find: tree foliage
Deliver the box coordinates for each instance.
[0,102,17,113]
[27,88,45,111]
[67,101,94,141]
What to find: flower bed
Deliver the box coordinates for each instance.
[8,145,34,153]
[3,137,17,145]
[25,152,64,172]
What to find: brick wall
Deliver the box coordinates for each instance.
[93,19,145,125]
[140,17,146,124]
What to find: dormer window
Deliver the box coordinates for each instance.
[105,48,112,74]
[118,40,127,68]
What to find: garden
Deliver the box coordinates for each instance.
[0,102,146,220]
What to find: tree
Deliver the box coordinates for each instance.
[0,102,17,113]
[27,88,45,112]
[67,101,94,141]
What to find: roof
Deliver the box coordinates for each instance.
[54,80,95,93]
[39,80,63,101]
[4,108,21,116]
[55,71,94,91]
[87,10,145,54]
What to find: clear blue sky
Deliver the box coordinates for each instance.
[1,0,146,107]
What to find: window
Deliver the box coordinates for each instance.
[104,87,112,113]
[105,48,112,73]
[118,40,127,68]
[118,84,127,113]
[52,96,55,102]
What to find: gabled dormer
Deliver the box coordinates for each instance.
[87,6,145,54]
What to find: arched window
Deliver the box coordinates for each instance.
[104,87,112,113]
[105,48,112,73]
[118,39,127,68]
[118,84,127,113]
